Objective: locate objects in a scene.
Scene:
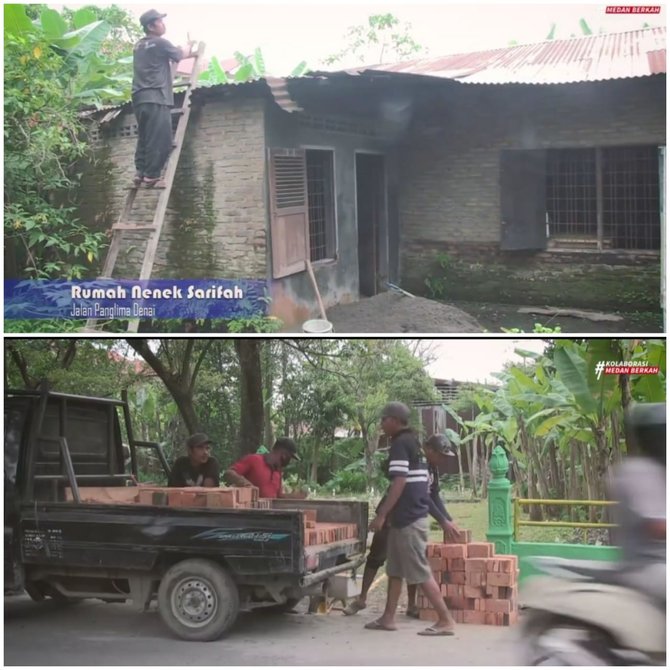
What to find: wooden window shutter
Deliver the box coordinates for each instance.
[269,148,309,278]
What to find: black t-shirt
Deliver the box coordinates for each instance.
[387,429,429,528]
[132,36,183,106]
[168,456,220,487]
[427,463,452,523]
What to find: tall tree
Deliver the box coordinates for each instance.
[323,13,424,66]
[234,340,264,455]
[127,339,212,434]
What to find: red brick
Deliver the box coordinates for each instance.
[139,488,168,505]
[427,543,441,558]
[445,596,468,610]
[467,542,494,558]
[442,544,467,559]
[487,572,515,587]
[485,599,512,614]
[444,529,472,545]
[447,571,467,584]
[168,490,184,506]
[452,609,464,624]
[465,558,488,573]
[463,585,484,599]
[429,557,447,571]
[467,571,486,587]
[463,610,487,624]
[302,509,318,524]
[494,554,519,572]
[494,557,515,574]
[485,612,497,626]
[447,558,465,571]
[218,490,238,507]
[235,487,253,504]
[440,583,448,597]
[419,609,437,622]
[486,558,499,573]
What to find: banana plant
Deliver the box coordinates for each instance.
[198,46,310,86]
[5,4,130,106]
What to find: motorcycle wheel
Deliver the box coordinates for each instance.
[522,613,621,666]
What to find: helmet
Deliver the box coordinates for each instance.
[624,402,666,465]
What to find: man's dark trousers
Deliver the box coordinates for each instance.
[134,102,172,179]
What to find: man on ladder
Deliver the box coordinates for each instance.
[132,9,195,188]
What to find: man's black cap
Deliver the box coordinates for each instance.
[273,437,300,461]
[186,432,212,449]
[380,401,411,423]
[140,9,167,27]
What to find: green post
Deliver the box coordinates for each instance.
[486,445,513,554]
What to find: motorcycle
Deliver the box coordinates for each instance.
[520,555,666,665]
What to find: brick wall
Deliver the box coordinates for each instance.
[397,76,666,296]
[78,95,268,279]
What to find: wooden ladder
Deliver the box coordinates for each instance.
[85,42,205,333]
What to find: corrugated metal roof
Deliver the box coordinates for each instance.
[358,27,666,84]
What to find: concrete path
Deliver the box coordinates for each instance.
[4,594,521,666]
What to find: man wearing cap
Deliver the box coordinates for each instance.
[168,433,220,487]
[345,433,462,616]
[131,9,194,188]
[364,402,456,636]
[224,438,307,499]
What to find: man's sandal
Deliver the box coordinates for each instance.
[417,626,455,636]
[363,619,397,631]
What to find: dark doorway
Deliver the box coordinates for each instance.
[356,153,386,297]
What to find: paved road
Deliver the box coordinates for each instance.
[5,594,522,666]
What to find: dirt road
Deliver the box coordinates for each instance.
[4,593,521,666]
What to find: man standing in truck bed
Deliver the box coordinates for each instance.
[132,9,194,188]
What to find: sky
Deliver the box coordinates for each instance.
[55,1,666,74]
[424,338,548,384]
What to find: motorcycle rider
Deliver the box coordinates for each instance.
[608,402,666,605]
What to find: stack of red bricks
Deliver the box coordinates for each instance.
[415,530,520,626]
[302,510,358,546]
[137,485,262,508]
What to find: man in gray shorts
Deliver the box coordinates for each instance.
[365,402,456,636]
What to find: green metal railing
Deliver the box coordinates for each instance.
[513,498,617,543]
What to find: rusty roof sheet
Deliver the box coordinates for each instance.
[359,27,666,84]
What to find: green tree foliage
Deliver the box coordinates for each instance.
[324,13,425,66]
[451,339,665,523]
[4,338,139,396]
[4,4,138,281]
[5,338,438,492]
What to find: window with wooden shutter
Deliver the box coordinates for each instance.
[269,149,309,278]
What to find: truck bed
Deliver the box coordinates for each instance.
[18,495,368,583]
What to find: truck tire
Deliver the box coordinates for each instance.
[158,559,239,642]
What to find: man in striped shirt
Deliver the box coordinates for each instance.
[365,402,456,636]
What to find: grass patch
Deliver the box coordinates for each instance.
[430,499,591,544]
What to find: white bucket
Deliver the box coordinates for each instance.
[302,318,334,334]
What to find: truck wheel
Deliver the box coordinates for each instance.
[158,559,239,641]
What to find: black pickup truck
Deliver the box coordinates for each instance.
[4,388,368,641]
